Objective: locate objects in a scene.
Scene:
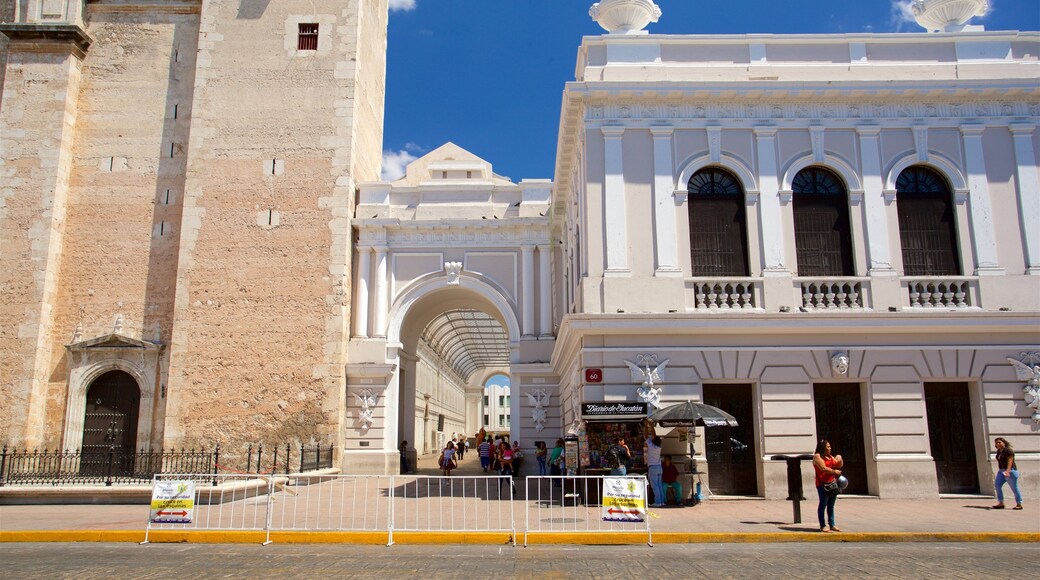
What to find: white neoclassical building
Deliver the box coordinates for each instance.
[343,1,1039,499]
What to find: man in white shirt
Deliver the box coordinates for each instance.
[646,435,664,507]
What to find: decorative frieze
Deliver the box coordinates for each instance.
[583,100,1039,124]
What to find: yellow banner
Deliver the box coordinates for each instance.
[150,499,194,509]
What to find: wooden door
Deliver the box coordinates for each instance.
[81,371,140,475]
[814,383,868,495]
[704,384,757,496]
[925,382,980,494]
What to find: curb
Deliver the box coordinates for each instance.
[2,530,1037,545]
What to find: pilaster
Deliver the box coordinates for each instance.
[651,127,681,276]
[602,127,629,276]
[857,127,895,274]
[960,126,1004,275]
[0,24,88,446]
[1010,124,1040,274]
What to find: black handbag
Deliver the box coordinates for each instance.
[822,479,839,494]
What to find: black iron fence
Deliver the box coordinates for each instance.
[0,443,335,487]
[0,446,219,487]
[243,443,335,475]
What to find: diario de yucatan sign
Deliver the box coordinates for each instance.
[582,401,648,418]
[149,480,195,524]
[601,476,647,522]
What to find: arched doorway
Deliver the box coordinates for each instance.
[395,288,516,462]
[81,370,140,473]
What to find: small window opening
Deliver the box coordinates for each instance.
[165,189,171,205]
[268,209,274,226]
[173,104,178,119]
[298,23,319,51]
[159,222,165,236]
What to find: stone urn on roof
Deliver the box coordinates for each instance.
[911,0,989,32]
[590,0,662,35]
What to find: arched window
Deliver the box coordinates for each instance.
[896,166,960,276]
[687,168,750,276]
[792,167,854,276]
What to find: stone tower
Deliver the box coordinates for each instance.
[0,1,388,462]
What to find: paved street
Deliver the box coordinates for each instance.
[1,542,1033,579]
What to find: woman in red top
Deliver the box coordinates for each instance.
[813,439,844,532]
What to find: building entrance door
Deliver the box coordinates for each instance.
[925,382,980,494]
[813,383,868,495]
[703,384,757,495]
[81,371,140,475]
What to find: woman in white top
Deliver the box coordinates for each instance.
[441,441,457,476]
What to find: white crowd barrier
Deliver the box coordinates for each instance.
[143,473,516,545]
[521,475,653,547]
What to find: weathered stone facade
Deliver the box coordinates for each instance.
[0,1,388,464]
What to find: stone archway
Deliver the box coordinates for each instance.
[389,276,520,464]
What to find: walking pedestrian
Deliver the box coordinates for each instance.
[399,440,410,474]
[813,439,843,532]
[440,441,457,478]
[993,437,1024,510]
[497,441,516,496]
[646,434,664,507]
[478,437,492,472]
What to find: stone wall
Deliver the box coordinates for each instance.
[163,0,387,460]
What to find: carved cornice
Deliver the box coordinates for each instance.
[86,0,202,15]
[0,23,93,59]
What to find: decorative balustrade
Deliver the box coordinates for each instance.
[688,279,761,310]
[904,277,976,308]
[797,278,867,310]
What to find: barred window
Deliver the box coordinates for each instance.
[792,167,854,277]
[298,23,319,51]
[687,168,750,276]
[896,166,960,276]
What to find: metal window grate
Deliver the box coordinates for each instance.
[896,166,960,276]
[792,167,854,276]
[688,168,750,276]
[298,23,318,51]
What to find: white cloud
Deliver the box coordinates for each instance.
[381,149,419,181]
[889,0,918,32]
[389,0,417,12]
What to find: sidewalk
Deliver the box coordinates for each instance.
[1,449,1035,543]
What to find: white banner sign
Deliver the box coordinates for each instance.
[149,480,195,524]
[601,476,646,522]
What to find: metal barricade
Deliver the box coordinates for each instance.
[390,475,515,545]
[144,473,278,544]
[522,475,652,546]
[268,474,393,534]
[142,473,516,546]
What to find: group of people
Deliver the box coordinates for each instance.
[811,436,1024,533]
[405,430,1025,529]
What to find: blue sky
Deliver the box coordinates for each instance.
[381,0,1039,182]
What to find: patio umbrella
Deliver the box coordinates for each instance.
[648,400,739,428]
